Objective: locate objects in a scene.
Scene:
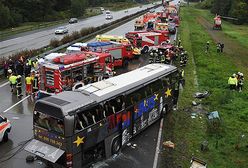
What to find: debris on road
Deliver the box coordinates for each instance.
[163,141,175,149]
[190,157,207,168]
[194,91,210,99]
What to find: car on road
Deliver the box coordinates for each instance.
[69,18,78,24]
[105,11,113,20]
[0,115,11,142]
[100,7,105,12]
[55,26,69,34]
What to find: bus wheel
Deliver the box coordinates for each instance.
[161,106,168,118]
[2,131,8,142]
[112,136,121,155]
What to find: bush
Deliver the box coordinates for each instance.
[61,34,73,44]
[80,27,95,36]
[50,38,61,48]
[71,31,81,40]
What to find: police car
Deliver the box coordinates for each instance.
[0,115,11,142]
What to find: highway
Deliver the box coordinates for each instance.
[0,4,155,58]
[0,1,179,167]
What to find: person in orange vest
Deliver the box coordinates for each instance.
[25,74,32,95]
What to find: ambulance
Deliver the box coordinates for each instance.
[0,115,11,142]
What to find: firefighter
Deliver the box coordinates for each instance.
[179,69,185,87]
[237,73,244,92]
[178,39,181,47]
[216,43,221,53]
[32,73,39,93]
[220,43,224,52]
[205,41,210,53]
[228,74,237,90]
[25,74,32,95]
[9,73,17,93]
[16,75,23,98]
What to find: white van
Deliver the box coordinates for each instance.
[66,43,88,53]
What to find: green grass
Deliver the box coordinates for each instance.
[160,5,248,168]
[192,7,248,49]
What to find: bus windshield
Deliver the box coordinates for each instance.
[34,111,64,135]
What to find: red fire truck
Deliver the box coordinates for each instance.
[87,41,140,67]
[125,31,168,53]
[39,51,114,93]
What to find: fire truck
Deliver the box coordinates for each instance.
[125,31,168,53]
[87,41,140,67]
[39,51,114,93]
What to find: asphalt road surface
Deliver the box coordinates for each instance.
[0,2,179,168]
[0,4,156,58]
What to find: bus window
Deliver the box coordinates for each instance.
[161,76,171,87]
[104,102,114,117]
[149,80,163,93]
[171,72,179,84]
[34,111,64,135]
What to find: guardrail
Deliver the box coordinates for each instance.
[0,4,161,78]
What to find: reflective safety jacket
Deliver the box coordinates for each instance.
[25,76,32,85]
[9,75,17,84]
[228,77,237,85]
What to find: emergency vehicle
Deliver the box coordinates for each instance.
[87,41,140,67]
[0,115,11,142]
[125,31,168,53]
[143,12,158,24]
[134,17,145,30]
[96,34,129,43]
[39,51,114,93]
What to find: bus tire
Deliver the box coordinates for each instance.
[161,106,168,118]
[3,131,8,142]
[111,136,121,155]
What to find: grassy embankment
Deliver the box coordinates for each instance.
[160,5,248,168]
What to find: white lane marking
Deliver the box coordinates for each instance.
[0,82,9,88]
[153,118,164,168]
[3,95,31,113]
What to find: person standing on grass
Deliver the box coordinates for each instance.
[216,43,221,53]
[205,41,210,53]
[220,43,224,52]
[237,73,244,92]
[228,74,237,90]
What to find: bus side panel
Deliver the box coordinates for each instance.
[133,93,161,136]
[121,110,132,146]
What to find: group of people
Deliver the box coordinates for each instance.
[205,41,225,53]
[8,69,40,98]
[228,72,244,92]
[3,56,39,79]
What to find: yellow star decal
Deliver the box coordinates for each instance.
[144,100,147,106]
[154,93,159,101]
[165,88,172,97]
[73,136,85,147]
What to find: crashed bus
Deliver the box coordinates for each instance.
[25,63,179,168]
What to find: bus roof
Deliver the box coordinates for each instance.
[36,64,177,116]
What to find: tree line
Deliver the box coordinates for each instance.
[197,0,248,24]
[0,0,142,29]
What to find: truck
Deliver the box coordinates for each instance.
[125,31,168,53]
[86,41,140,67]
[38,51,114,93]
[134,17,145,30]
